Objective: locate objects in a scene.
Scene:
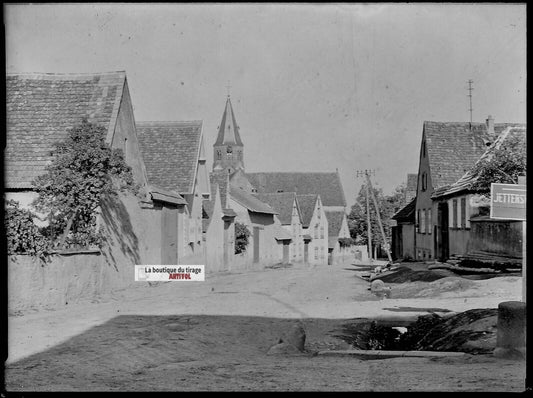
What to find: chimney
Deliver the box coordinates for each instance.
[486,115,494,136]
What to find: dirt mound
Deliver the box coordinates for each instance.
[402,308,498,353]
[375,267,451,283]
[337,308,498,354]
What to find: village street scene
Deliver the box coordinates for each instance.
[2,3,527,393]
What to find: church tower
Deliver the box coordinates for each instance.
[213,95,244,174]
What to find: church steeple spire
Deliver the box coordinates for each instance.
[213,95,244,173]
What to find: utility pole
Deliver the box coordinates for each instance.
[366,174,393,263]
[467,79,474,126]
[356,169,375,263]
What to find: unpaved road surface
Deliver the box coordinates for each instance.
[5,262,527,391]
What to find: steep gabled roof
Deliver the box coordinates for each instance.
[324,209,346,238]
[230,187,278,215]
[214,97,243,146]
[423,121,524,189]
[296,194,319,228]
[391,197,416,222]
[5,71,127,189]
[434,126,527,198]
[254,192,299,225]
[137,121,203,194]
[246,172,346,207]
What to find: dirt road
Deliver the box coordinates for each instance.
[5,261,526,391]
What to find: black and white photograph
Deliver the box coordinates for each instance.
[3,2,527,392]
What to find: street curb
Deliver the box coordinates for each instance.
[317,349,467,359]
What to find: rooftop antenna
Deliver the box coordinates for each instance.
[467,79,474,128]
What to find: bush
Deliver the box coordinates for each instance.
[234,222,251,254]
[4,200,51,260]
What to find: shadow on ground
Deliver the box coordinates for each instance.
[5,314,526,392]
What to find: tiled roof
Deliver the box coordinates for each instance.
[230,187,278,215]
[148,185,187,205]
[423,121,525,189]
[254,192,298,225]
[246,172,346,207]
[324,209,346,238]
[274,226,293,241]
[391,197,416,222]
[5,71,127,189]
[296,194,319,228]
[435,126,527,198]
[137,121,202,194]
[214,97,243,146]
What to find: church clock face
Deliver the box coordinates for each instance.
[226,145,233,154]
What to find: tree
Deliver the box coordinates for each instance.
[469,133,526,193]
[32,119,134,249]
[234,222,251,254]
[347,181,407,255]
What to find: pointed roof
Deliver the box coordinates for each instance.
[324,209,347,249]
[296,194,319,228]
[254,192,300,225]
[5,71,128,189]
[246,171,347,207]
[137,121,203,194]
[214,97,243,146]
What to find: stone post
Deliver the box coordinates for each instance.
[493,301,526,360]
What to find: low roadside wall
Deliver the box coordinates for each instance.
[8,252,133,314]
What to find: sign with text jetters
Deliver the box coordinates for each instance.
[135,265,205,281]
[490,183,526,221]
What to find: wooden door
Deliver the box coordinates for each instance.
[437,202,449,262]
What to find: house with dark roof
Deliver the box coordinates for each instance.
[391,197,416,261]
[255,192,305,264]
[297,194,328,265]
[137,120,211,266]
[413,116,525,261]
[430,125,525,263]
[5,71,192,309]
[4,72,187,264]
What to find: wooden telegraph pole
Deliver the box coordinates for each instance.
[356,169,393,264]
[356,170,373,263]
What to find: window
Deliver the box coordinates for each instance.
[460,198,466,229]
[421,172,427,191]
[314,247,319,260]
[321,246,325,259]
[420,209,426,234]
[452,199,458,228]
[314,225,318,239]
[216,150,222,160]
[320,226,324,239]
[427,209,432,234]
[422,140,426,158]
[416,209,420,232]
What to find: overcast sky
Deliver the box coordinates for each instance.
[5,3,526,208]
